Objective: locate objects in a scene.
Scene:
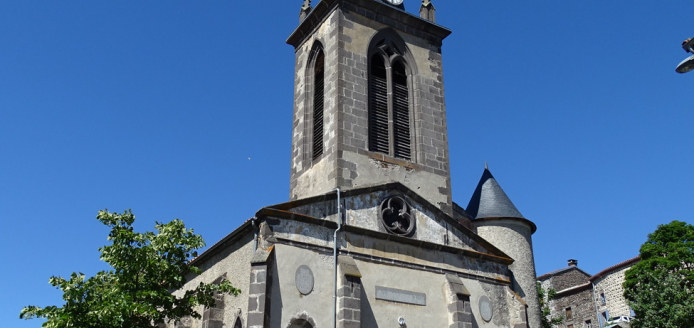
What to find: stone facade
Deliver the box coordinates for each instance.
[168,1,543,328]
[537,266,597,328]
[476,218,541,328]
[288,0,454,215]
[592,258,639,326]
[537,257,639,328]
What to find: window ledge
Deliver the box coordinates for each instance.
[365,150,420,170]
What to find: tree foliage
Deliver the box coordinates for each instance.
[20,210,240,328]
[538,282,563,328]
[624,220,694,328]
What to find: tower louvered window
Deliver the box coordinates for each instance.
[312,50,325,160]
[368,39,412,161]
[369,55,389,155]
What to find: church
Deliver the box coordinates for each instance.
[171,1,542,327]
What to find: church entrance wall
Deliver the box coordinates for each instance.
[267,242,526,328]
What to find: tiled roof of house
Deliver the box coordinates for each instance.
[589,256,640,282]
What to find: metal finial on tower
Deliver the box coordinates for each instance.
[300,0,311,22]
[420,0,436,23]
[485,161,488,170]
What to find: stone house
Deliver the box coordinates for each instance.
[169,1,544,328]
[537,257,639,328]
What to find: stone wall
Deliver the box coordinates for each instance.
[551,287,597,328]
[475,218,542,328]
[334,2,452,213]
[170,233,254,328]
[551,268,590,292]
[290,9,341,200]
[281,188,494,256]
[537,259,639,328]
[593,263,636,322]
[267,241,521,328]
[289,1,454,214]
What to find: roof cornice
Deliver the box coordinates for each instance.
[256,207,514,266]
[262,181,511,260]
[286,0,452,49]
[589,256,640,282]
[474,216,538,234]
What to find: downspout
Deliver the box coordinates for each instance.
[331,188,342,328]
[251,217,258,256]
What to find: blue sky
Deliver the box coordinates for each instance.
[1,0,692,325]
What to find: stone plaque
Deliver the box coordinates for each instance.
[295,265,314,295]
[375,286,426,306]
[479,295,493,322]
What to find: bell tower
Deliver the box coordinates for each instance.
[287,0,453,213]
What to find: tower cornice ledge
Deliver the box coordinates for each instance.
[256,207,514,266]
[473,216,538,234]
[260,182,512,260]
[286,0,452,49]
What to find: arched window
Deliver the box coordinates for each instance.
[233,317,243,328]
[306,42,325,161]
[368,33,413,161]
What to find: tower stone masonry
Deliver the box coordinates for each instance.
[288,0,453,215]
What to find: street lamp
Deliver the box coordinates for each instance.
[676,37,694,74]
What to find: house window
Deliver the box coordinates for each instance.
[585,320,592,328]
[601,311,609,324]
[600,293,606,304]
[368,32,413,161]
[307,43,325,160]
[566,307,572,320]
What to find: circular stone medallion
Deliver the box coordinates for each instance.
[294,265,314,295]
[479,295,493,322]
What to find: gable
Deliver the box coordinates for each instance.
[267,182,510,260]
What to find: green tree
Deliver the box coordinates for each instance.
[624,220,694,328]
[538,282,564,328]
[20,210,240,328]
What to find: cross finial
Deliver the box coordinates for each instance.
[419,0,436,23]
[299,0,312,22]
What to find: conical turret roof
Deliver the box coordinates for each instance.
[466,166,524,220]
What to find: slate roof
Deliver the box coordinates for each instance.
[466,168,524,220]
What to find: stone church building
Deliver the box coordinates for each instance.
[172,1,543,327]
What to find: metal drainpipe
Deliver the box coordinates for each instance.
[331,188,342,328]
[251,217,258,256]
[592,282,601,327]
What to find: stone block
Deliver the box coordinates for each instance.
[448,301,464,312]
[248,283,266,295]
[207,321,224,328]
[246,312,265,327]
[256,270,267,283]
[336,308,352,320]
[248,296,258,312]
